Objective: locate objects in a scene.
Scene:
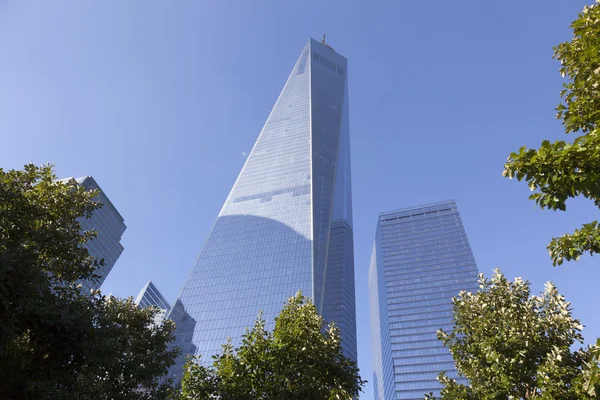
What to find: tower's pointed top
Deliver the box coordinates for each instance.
[319,33,335,51]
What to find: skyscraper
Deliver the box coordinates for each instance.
[64,176,126,293]
[369,200,480,400]
[135,281,171,326]
[167,37,357,379]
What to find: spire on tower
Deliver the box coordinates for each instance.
[321,33,326,44]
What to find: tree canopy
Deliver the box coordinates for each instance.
[427,269,597,399]
[503,0,600,266]
[180,291,365,400]
[0,164,179,399]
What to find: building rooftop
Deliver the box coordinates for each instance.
[379,200,457,218]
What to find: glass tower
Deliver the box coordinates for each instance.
[64,176,126,293]
[167,38,357,379]
[135,281,171,326]
[369,200,479,400]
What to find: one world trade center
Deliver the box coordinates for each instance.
[167,37,357,380]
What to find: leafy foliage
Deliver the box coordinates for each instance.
[180,292,365,399]
[581,339,600,398]
[427,269,595,399]
[503,1,600,266]
[0,164,179,399]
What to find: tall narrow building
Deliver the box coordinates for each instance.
[62,176,126,293]
[167,38,357,379]
[369,200,480,400]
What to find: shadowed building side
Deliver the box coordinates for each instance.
[166,214,312,380]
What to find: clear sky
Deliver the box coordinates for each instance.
[1,1,597,398]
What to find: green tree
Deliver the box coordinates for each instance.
[0,164,179,399]
[580,340,600,398]
[180,292,365,399]
[427,269,593,399]
[503,1,600,267]
[503,2,600,394]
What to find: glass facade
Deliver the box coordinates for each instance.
[67,176,126,293]
[135,281,171,326]
[369,200,479,400]
[167,38,357,379]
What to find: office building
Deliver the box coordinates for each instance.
[135,281,171,325]
[369,200,479,400]
[167,37,357,380]
[65,176,126,293]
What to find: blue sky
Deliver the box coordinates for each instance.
[1,1,598,398]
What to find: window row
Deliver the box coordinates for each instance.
[312,52,345,76]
